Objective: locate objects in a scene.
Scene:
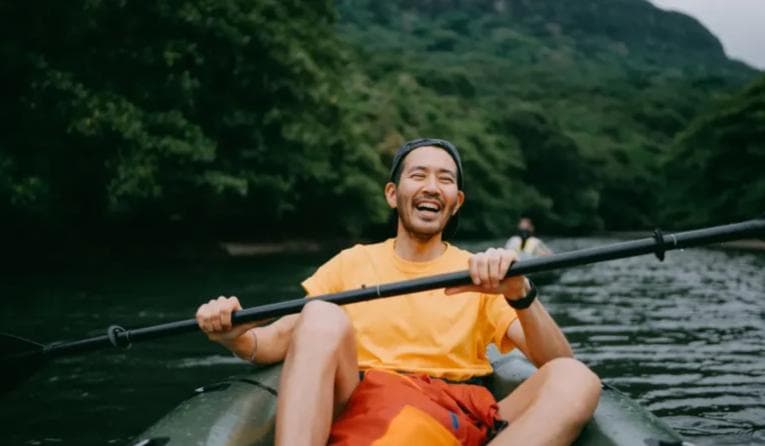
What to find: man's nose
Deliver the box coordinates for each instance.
[422,175,439,192]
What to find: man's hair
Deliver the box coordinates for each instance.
[388,138,463,240]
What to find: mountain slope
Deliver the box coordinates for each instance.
[336,0,758,232]
[662,74,765,226]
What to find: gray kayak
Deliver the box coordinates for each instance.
[133,353,689,446]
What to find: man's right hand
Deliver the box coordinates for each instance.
[196,296,256,344]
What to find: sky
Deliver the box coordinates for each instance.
[649,0,765,70]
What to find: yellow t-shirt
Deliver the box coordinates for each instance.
[301,239,518,381]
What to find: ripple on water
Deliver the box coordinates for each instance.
[542,238,765,443]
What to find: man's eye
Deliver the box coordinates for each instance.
[439,177,454,183]
[411,173,426,179]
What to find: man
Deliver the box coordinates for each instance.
[505,217,553,257]
[196,138,600,445]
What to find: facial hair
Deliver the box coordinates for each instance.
[396,192,457,241]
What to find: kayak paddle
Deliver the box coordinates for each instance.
[2,217,763,393]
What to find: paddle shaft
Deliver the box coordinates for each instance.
[42,218,765,358]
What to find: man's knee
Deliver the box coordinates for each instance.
[540,358,601,423]
[542,357,600,385]
[292,300,354,351]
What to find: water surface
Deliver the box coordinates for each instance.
[0,238,763,445]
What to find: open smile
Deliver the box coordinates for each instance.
[414,200,442,212]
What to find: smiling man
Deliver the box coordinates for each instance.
[196,138,601,446]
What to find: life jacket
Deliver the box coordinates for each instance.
[329,369,501,446]
[506,236,540,255]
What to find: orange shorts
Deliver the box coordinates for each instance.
[329,369,505,446]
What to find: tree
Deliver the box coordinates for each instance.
[662,75,765,227]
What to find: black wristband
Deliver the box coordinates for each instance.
[506,279,537,310]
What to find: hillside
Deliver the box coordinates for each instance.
[335,0,758,231]
[662,74,765,227]
[0,0,760,252]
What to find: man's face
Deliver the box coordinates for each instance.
[385,146,464,240]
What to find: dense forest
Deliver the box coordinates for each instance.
[1,0,762,252]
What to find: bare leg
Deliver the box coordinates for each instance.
[489,357,601,446]
[275,300,359,446]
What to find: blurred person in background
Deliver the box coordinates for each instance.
[505,217,552,257]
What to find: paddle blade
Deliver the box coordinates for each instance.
[0,333,46,394]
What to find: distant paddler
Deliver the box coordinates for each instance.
[506,217,553,257]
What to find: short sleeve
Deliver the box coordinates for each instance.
[301,250,347,297]
[482,294,518,353]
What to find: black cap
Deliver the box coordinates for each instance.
[388,138,463,239]
[389,138,463,190]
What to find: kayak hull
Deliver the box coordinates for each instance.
[134,355,684,446]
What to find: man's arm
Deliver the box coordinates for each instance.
[239,315,299,364]
[505,296,572,368]
[445,247,573,368]
[196,296,298,365]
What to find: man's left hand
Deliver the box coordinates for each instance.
[445,247,530,300]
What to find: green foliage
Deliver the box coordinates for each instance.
[0,0,386,242]
[0,0,761,249]
[493,108,602,231]
[335,0,757,233]
[662,75,765,227]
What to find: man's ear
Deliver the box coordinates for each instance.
[384,182,397,209]
[453,190,465,215]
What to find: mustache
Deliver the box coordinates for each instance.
[413,192,445,206]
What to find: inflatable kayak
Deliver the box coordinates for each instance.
[132,352,687,446]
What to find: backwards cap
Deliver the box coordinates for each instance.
[389,138,463,190]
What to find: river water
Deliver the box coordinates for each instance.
[1,237,763,445]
